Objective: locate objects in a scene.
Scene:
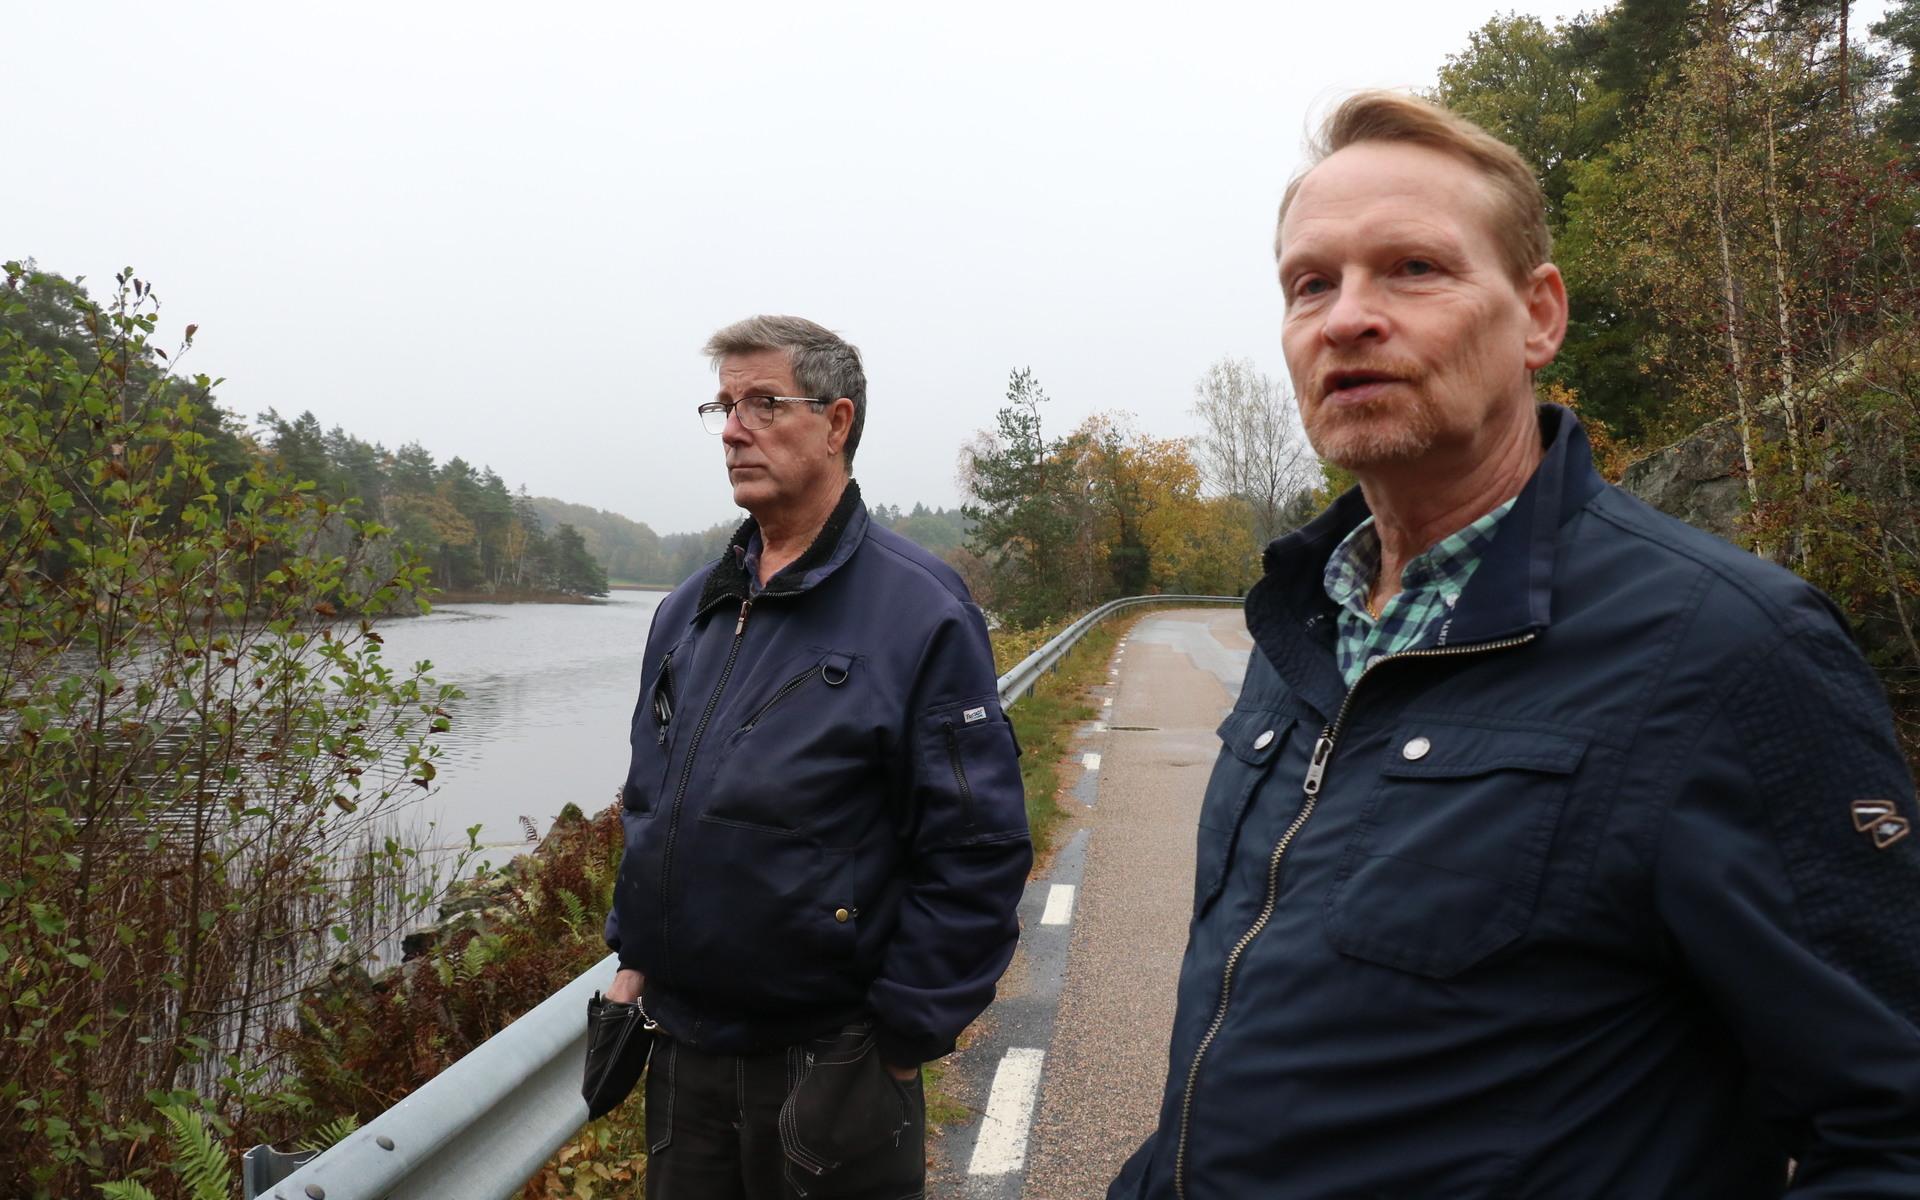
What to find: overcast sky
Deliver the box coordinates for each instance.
[13,1,1889,535]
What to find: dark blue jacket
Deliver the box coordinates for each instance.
[605,482,1031,1066]
[1114,407,1920,1199]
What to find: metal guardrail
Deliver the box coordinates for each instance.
[994,593,1241,707]
[259,593,1241,1200]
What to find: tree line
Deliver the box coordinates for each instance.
[258,410,608,599]
[958,364,1317,629]
[528,494,971,587]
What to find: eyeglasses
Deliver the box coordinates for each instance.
[697,395,827,434]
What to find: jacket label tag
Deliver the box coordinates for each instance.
[963,706,989,724]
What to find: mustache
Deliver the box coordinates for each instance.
[1310,359,1424,400]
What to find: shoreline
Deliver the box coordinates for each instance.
[428,589,601,606]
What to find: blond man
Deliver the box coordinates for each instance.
[1112,93,1920,1199]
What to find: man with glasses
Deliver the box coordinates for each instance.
[603,315,1031,1199]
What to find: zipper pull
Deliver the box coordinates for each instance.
[735,599,752,637]
[1302,728,1334,796]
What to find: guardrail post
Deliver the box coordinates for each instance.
[241,1144,318,1199]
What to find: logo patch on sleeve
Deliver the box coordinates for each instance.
[963,706,989,724]
[1854,800,1909,849]
[1853,799,1897,830]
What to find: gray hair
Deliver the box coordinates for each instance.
[704,315,867,468]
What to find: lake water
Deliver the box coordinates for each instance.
[370,590,664,857]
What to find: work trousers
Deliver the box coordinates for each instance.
[644,1021,927,1200]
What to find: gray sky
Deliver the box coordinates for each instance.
[16,1,1877,535]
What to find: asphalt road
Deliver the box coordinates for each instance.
[927,607,1251,1200]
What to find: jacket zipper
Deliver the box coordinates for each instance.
[1171,631,1537,1199]
[942,720,976,828]
[658,599,752,967]
[739,664,822,734]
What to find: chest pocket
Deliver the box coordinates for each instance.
[703,648,869,838]
[1322,722,1587,978]
[1194,710,1296,916]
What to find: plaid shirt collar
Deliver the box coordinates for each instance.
[1322,498,1517,687]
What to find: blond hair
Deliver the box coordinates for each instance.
[1276,91,1551,283]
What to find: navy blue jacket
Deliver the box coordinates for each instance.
[605,482,1031,1066]
[1114,407,1920,1198]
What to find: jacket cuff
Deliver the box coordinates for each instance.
[875,1023,952,1069]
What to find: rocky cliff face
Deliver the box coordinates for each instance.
[1617,414,1751,544]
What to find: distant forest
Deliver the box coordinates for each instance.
[258,410,608,598]
[263,412,976,593]
[531,496,971,587]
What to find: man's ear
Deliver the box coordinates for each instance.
[826,397,855,455]
[1523,262,1569,371]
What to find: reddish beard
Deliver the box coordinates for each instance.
[1301,376,1441,469]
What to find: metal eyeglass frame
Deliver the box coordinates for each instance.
[697,396,827,434]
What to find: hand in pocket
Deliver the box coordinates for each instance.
[779,1024,914,1178]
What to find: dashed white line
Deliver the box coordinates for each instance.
[1040,883,1076,926]
[968,1048,1047,1175]
[1082,752,1102,771]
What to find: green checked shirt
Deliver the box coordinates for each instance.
[1323,498,1517,687]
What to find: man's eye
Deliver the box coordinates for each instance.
[1402,260,1435,276]
[1295,277,1330,297]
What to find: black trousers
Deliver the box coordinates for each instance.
[645,1021,927,1200]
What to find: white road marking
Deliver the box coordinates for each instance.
[968,1048,1047,1175]
[1040,884,1076,925]
[1082,752,1102,771]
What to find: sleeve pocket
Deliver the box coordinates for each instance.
[916,696,1024,845]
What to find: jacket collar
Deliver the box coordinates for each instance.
[697,479,867,615]
[1246,404,1605,716]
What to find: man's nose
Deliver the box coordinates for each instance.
[1321,277,1387,346]
[720,406,753,447]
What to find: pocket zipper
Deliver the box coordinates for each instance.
[740,664,823,734]
[943,720,976,828]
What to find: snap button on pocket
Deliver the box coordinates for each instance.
[1402,736,1431,761]
[1254,729,1276,751]
[834,908,851,923]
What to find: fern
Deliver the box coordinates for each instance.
[158,1104,232,1200]
[99,1106,231,1200]
[456,931,501,985]
[556,887,588,936]
[297,1112,360,1153]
